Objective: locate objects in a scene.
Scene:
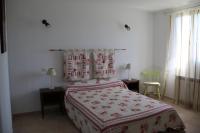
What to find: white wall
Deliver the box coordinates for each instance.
[7,0,155,114]
[154,12,170,71]
[154,12,173,98]
[0,52,13,133]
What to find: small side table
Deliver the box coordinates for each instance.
[122,79,139,93]
[40,87,65,119]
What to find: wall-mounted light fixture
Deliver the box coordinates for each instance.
[124,24,131,31]
[42,19,51,27]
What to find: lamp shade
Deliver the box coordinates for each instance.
[47,68,56,76]
[126,63,131,70]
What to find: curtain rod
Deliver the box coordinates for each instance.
[49,49,126,52]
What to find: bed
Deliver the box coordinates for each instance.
[64,80,185,133]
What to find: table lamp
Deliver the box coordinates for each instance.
[126,63,131,80]
[47,68,56,89]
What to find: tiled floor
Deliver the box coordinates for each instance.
[13,100,200,133]
[166,102,200,133]
[13,110,79,133]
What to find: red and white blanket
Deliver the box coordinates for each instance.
[64,81,184,133]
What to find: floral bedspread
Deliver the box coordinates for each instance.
[64,81,184,133]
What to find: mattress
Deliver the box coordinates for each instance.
[64,80,184,133]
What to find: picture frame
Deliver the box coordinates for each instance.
[0,0,6,54]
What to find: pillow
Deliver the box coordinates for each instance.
[65,78,119,87]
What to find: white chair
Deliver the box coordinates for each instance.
[141,70,161,99]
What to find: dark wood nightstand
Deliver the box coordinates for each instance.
[122,79,139,92]
[40,87,65,119]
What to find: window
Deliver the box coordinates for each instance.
[170,10,200,78]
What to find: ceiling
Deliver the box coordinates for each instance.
[81,0,200,11]
[128,0,200,11]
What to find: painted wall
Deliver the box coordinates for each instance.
[154,12,170,71]
[0,52,13,133]
[7,0,155,114]
[154,12,172,98]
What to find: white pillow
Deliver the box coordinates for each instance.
[65,78,119,87]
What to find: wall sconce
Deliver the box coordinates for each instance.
[42,19,51,27]
[124,24,131,31]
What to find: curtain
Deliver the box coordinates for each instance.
[163,8,200,111]
[93,49,116,79]
[64,49,91,81]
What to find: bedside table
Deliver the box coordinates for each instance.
[40,87,65,119]
[122,79,139,92]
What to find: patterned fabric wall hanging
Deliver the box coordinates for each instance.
[64,49,91,81]
[93,49,115,79]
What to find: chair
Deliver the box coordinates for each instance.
[141,70,161,99]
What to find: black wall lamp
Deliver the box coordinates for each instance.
[124,24,131,31]
[42,19,51,27]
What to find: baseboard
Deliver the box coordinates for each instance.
[163,96,175,102]
[13,111,40,118]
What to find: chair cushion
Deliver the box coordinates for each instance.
[143,82,160,86]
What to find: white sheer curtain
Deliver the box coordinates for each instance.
[164,8,200,111]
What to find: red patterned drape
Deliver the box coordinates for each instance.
[93,49,115,79]
[64,49,91,81]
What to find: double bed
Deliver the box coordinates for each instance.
[64,80,185,133]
